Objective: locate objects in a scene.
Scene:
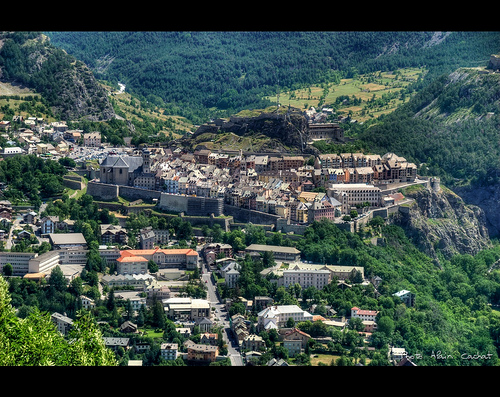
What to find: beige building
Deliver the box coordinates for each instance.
[115,248,199,274]
[83,131,101,147]
[282,268,331,290]
[163,297,211,322]
[245,244,301,262]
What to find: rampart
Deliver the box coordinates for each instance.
[87,181,161,203]
[87,181,119,201]
[224,204,281,226]
[159,193,188,213]
[62,175,85,191]
[119,186,161,202]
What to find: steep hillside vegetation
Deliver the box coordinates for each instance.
[46,31,500,123]
[0,31,115,121]
[356,67,500,236]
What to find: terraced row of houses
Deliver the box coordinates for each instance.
[95,144,418,228]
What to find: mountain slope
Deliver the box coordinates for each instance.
[358,66,500,236]
[45,31,500,123]
[0,31,115,121]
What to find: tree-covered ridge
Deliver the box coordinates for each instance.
[46,31,500,123]
[353,68,500,189]
[0,154,68,205]
[0,31,115,121]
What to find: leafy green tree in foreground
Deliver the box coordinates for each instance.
[0,274,116,366]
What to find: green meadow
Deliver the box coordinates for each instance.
[266,67,425,122]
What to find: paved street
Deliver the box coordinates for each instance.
[202,263,243,366]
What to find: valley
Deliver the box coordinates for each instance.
[0,31,500,367]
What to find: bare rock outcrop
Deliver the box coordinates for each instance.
[390,183,490,262]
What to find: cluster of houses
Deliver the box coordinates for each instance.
[0,117,101,158]
[0,113,421,365]
[96,142,419,227]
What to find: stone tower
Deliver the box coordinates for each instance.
[430,177,441,192]
[142,145,151,174]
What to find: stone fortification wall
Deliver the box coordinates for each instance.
[224,204,281,226]
[87,181,119,201]
[159,193,189,213]
[62,175,85,191]
[87,181,161,203]
[119,186,161,202]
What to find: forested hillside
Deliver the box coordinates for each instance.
[0,32,115,121]
[352,67,500,236]
[46,31,500,123]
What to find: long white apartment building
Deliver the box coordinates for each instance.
[282,268,331,290]
[0,246,121,278]
[327,183,382,214]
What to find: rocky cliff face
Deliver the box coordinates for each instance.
[390,183,490,262]
[192,109,318,154]
[453,183,500,238]
[0,32,115,122]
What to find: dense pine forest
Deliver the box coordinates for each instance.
[46,31,500,123]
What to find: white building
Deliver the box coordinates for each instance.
[257,305,313,329]
[351,306,378,321]
[101,273,157,290]
[328,183,382,213]
[80,295,96,310]
[162,297,211,322]
[225,268,240,288]
[160,343,179,361]
[282,268,331,290]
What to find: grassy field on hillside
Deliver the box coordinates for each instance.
[266,67,425,122]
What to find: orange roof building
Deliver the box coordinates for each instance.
[116,247,199,274]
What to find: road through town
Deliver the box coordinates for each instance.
[202,264,243,366]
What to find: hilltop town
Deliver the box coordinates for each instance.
[0,108,437,366]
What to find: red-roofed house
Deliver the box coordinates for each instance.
[116,247,199,274]
[351,307,378,321]
[351,307,379,333]
[282,328,311,357]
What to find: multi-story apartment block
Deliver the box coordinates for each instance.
[39,216,59,235]
[101,224,128,245]
[51,312,73,335]
[282,268,331,289]
[328,183,382,214]
[314,152,416,186]
[160,343,179,361]
[308,198,341,222]
[185,340,218,363]
[83,131,101,147]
